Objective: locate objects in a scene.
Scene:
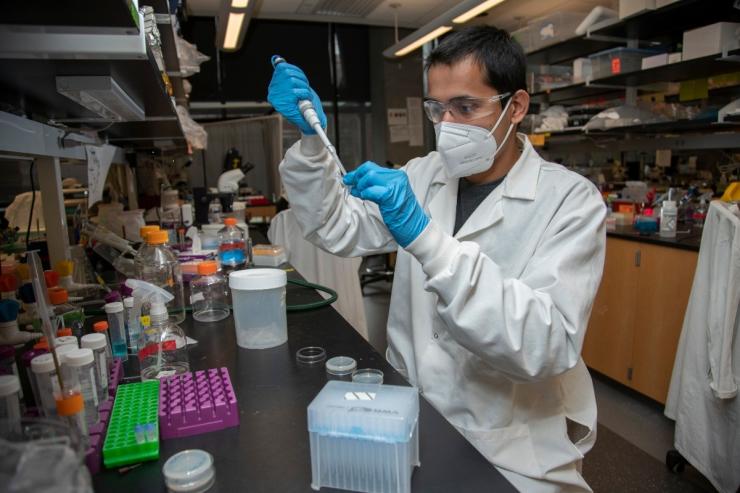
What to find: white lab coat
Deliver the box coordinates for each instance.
[281,134,606,492]
[665,200,740,493]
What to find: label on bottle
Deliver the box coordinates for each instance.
[140,315,151,328]
[189,292,205,304]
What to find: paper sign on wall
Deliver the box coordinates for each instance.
[387,108,408,126]
[86,144,116,207]
[406,97,424,147]
[656,149,672,168]
[389,125,410,143]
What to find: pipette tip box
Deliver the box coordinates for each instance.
[308,381,420,493]
[103,380,160,468]
[158,367,239,440]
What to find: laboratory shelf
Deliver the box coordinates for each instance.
[593,51,740,88]
[590,0,740,41]
[525,36,617,66]
[536,119,740,140]
[530,82,626,104]
[2,0,140,35]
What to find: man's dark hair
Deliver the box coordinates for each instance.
[425,26,527,96]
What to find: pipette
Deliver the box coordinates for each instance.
[271,55,349,179]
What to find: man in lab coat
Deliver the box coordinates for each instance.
[269,26,606,492]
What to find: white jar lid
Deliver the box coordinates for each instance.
[63,348,94,367]
[55,344,78,359]
[0,374,21,396]
[104,301,124,314]
[55,336,78,348]
[123,297,134,308]
[81,333,107,351]
[229,268,286,291]
[31,353,55,373]
[163,449,215,493]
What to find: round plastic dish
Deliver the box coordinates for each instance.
[325,356,357,380]
[162,449,215,493]
[296,346,326,366]
[352,368,384,385]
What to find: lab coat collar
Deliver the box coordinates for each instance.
[427,133,541,238]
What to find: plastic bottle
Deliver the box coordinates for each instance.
[53,365,89,450]
[126,279,189,381]
[31,353,58,417]
[93,321,113,365]
[660,200,678,238]
[61,348,100,428]
[190,261,230,323]
[55,335,79,349]
[48,287,85,338]
[104,302,128,361]
[0,374,22,436]
[133,230,186,325]
[80,333,109,402]
[693,198,708,227]
[218,218,248,273]
[123,296,139,352]
[208,197,223,224]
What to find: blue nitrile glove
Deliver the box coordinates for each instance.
[344,162,429,247]
[267,57,326,135]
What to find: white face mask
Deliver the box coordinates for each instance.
[434,97,515,179]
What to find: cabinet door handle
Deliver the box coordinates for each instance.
[635,250,641,267]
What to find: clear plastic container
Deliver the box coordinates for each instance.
[190,261,230,323]
[326,356,357,381]
[589,47,660,79]
[80,333,109,402]
[308,381,420,493]
[104,302,128,361]
[163,449,216,493]
[218,218,248,273]
[139,307,189,381]
[512,12,586,52]
[0,374,22,436]
[93,321,113,365]
[229,269,287,349]
[61,348,100,428]
[123,296,139,352]
[31,353,58,417]
[53,366,89,451]
[134,230,186,324]
[55,335,79,349]
[48,287,85,338]
[352,369,384,385]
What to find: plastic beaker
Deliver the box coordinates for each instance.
[229,269,287,349]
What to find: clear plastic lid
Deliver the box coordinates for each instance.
[163,449,215,493]
[81,333,107,351]
[308,381,419,443]
[352,369,384,385]
[325,356,357,376]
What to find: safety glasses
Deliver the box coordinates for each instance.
[423,92,510,124]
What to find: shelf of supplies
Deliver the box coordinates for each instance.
[590,0,740,41]
[2,0,140,35]
[139,0,170,14]
[539,118,740,138]
[525,36,618,66]
[0,47,185,149]
[594,51,740,88]
[533,126,585,136]
[530,82,625,104]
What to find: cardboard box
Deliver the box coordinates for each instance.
[668,52,682,64]
[641,53,668,69]
[619,0,655,19]
[682,22,740,61]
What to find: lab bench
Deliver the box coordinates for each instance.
[583,233,699,404]
[92,267,517,492]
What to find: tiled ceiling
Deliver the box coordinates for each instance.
[186,0,617,31]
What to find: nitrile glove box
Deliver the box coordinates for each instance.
[308,381,420,493]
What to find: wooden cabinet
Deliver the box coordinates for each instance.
[582,237,698,403]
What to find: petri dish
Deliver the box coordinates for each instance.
[163,449,215,493]
[296,346,327,366]
[352,369,384,385]
[325,356,357,380]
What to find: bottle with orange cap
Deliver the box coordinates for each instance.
[190,260,230,323]
[133,229,186,325]
[53,362,90,449]
[218,217,248,273]
[48,287,85,339]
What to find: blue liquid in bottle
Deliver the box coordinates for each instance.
[112,341,129,360]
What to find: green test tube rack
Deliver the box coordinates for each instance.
[103,380,160,468]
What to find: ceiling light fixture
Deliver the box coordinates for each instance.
[452,0,506,24]
[223,12,245,50]
[394,26,452,57]
[231,0,248,8]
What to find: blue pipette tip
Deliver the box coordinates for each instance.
[271,55,285,68]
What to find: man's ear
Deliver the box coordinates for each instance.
[509,90,530,125]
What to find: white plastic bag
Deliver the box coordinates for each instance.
[175,36,210,77]
[176,105,208,150]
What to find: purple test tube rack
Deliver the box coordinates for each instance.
[158,367,238,440]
